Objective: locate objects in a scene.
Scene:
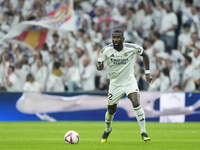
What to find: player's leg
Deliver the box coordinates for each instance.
[101,104,117,143]
[105,104,117,132]
[101,85,124,143]
[127,92,150,141]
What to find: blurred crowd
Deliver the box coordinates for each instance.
[0,0,200,93]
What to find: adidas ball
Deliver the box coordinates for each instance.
[64,130,80,144]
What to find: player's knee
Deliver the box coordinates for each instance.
[108,105,117,115]
[129,92,140,108]
[108,109,116,115]
[133,101,140,108]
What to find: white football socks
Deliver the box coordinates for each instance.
[105,111,114,132]
[134,105,146,133]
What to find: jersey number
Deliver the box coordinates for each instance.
[108,93,113,100]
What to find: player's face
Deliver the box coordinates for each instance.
[112,33,124,50]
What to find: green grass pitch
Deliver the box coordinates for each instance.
[0,121,199,150]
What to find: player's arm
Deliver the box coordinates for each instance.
[96,46,108,71]
[141,50,152,83]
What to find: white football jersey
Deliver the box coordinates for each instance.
[98,43,143,86]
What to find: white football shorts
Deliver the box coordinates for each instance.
[107,81,140,106]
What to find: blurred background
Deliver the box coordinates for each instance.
[0,0,200,93]
[0,0,200,122]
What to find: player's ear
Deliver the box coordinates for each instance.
[123,37,125,42]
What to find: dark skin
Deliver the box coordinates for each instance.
[97,32,152,115]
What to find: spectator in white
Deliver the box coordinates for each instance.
[177,23,192,54]
[39,43,50,65]
[90,43,101,65]
[35,59,48,90]
[76,0,93,14]
[25,1,44,20]
[13,45,24,62]
[20,55,30,72]
[35,8,43,19]
[5,66,20,92]
[52,33,63,53]
[81,19,91,34]
[10,0,27,19]
[66,58,82,92]
[30,51,43,75]
[188,47,200,68]
[23,74,42,92]
[118,24,130,42]
[152,0,163,31]
[140,5,153,39]
[188,48,200,80]
[181,0,193,22]
[80,57,95,91]
[92,2,106,24]
[46,62,65,92]
[185,32,200,55]
[0,12,12,37]
[165,59,180,89]
[160,67,172,92]
[156,52,168,71]
[114,5,127,23]
[182,56,196,92]
[14,61,28,91]
[133,1,145,29]
[150,31,165,53]
[126,7,136,33]
[0,53,11,76]
[59,59,67,82]
[157,1,178,48]
[166,46,185,74]
[189,6,199,34]
[143,39,156,76]
[89,22,103,44]
[74,4,92,30]
[76,28,86,44]
[181,0,198,33]
[47,51,59,73]
[71,43,86,67]
[148,69,161,91]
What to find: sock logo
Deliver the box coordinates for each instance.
[140,118,144,122]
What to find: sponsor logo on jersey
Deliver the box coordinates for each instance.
[110,58,128,65]
[124,52,128,57]
[110,54,115,57]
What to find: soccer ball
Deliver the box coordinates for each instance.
[64,130,79,144]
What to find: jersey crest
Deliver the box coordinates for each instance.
[124,52,128,57]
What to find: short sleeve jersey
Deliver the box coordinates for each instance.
[98,43,143,86]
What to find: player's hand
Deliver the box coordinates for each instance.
[145,74,152,83]
[96,62,104,70]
